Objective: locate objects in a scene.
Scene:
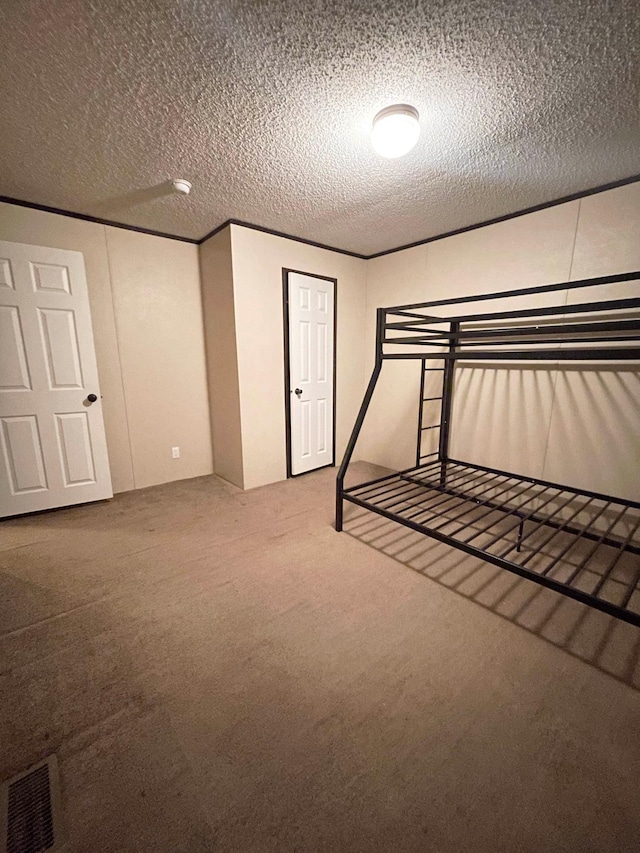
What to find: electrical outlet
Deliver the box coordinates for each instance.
[171,446,180,459]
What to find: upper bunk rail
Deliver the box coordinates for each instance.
[380,270,640,361]
[383,347,640,361]
[385,295,640,328]
[383,268,640,313]
[385,336,640,348]
[385,318,640,343]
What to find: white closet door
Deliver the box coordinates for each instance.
[287,272,335,475]
[0,240,112,517]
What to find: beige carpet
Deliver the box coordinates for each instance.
[1,463,639,852]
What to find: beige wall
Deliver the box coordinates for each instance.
[544,183,640,501]
[227,225,367,490]
[200,228,244,488]
[2,179,638,501]
[104,227,212,489]
[430,201,580,481]
[0,203,213,492]
[358,182,640,502]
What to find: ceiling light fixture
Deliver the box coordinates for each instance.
[371,104,420,159]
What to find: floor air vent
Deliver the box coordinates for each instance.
[0,756,66,853]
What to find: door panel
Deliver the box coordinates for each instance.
[55,412,97,486]
[38,308,84,388]
[0,240,112,516]
[299,320,310,382]
[317,398,327,453]
[0,258,15,289]
[301,400,311,458]
[317,322,327,382]
[287,272,335,476]
[0,306,31,390]
[1,416,48,493]
[30,261,72,293]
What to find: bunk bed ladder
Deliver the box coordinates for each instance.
[415,321,459,483]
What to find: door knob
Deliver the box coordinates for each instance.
[87,393,98,403]
[294,388,303,397]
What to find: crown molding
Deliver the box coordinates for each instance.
[0,195,199,243]
[3,172,639,259]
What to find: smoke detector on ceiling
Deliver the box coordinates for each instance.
[172,179,192,195]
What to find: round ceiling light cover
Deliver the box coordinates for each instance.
[371,104,420,159]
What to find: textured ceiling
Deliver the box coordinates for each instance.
[0,0,639,255]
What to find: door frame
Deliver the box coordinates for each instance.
[282,268,337,479]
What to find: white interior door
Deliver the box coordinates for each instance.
[0,240,112,517]
[287,272,335,476]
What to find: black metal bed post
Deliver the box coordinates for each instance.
[438,321,459,486]
[416,358,426,468]
[335,308,385,531]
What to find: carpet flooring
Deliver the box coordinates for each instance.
[1,463,639,852]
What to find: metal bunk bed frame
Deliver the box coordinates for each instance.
[335,270,640,627]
